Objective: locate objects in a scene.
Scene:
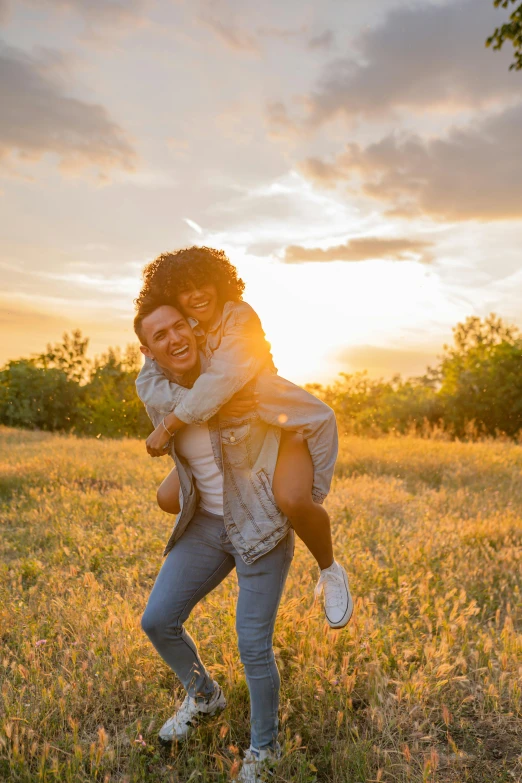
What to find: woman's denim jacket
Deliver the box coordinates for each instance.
[138,301,338,564]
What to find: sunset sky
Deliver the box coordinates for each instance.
[1,0,521,384]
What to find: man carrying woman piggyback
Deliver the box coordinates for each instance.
[134,246,353,780]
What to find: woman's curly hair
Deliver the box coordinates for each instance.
[134,246,245,312]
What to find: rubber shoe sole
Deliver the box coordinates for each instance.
[324,567,354,629]
[158,688,227,745]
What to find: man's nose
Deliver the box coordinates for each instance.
[168,329,184,346]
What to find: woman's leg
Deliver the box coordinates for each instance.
[272,432,334,570]
[157,467,181,515]
[141,508,234,697]
[232,529,294,751]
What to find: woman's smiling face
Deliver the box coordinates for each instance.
[176,281,219,325]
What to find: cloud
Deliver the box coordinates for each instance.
[0,41,136,178]
[183,217,203,234]
[299,102,522,221]
[201,17,260,53]
[283,236,433,264]
[0,302,69,329]
[298,155,339,185]
[307,30,334,51]
[0,0,9,23]
[17,0,149,28]
[197,3,331,56]
[256,23,308,42]
[304,0,521,125]
[266,101,300,139]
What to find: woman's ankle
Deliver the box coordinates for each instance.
[319,558,335,571]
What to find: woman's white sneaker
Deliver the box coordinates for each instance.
[314,561,354,629]
[237,745,281,782]
[158,682,226,744]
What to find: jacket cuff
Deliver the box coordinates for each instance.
[173,403,196,425]
[312,489,327,504]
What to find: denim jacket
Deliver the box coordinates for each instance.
[138,302,338,563]
[137,302,276,424]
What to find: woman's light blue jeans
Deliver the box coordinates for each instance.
[141,507,294,750]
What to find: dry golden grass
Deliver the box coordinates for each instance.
[1,427,521,782]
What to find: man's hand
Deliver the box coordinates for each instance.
[220,388,259,419]
[146,422,172,457]
[146,411,185,457]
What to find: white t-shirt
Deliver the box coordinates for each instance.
[175,423,224,516]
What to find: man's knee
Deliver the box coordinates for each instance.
[141,605,181,644]
[237,630,273,668]
[141,606,161,641]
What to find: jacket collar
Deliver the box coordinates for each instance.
[188,307,224,339]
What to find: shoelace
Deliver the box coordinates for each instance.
[241,748,276,781]
[314,569,346,609]
[175,694,199,725]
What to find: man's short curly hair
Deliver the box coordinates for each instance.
[135,246,245,312]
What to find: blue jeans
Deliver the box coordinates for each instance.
[141,507,294,749]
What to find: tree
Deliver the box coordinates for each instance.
[0,359,81,431]
[37,330,90,384]
[439,314,522,436]
[306,371,441,435]
[486,0,522,71]
[76,346,151,437]
[445,313,519,354]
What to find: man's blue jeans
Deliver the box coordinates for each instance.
[141,507,294,750]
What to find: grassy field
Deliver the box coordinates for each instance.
[0,427,521,783]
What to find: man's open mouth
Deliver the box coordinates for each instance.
[171,345,190,358]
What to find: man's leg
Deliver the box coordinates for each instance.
[141,508,235,698]
[230,529,294,751]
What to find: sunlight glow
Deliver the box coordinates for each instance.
[231,253,465,384]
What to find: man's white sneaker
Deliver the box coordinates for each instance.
[236,745,281,782]
[158,682,226,744]
[314,561,354,629]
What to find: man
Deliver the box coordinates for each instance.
[134,301,349,781]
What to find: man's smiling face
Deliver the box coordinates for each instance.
[139,305,198,377]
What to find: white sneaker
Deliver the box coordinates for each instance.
[314,561,354,629]
[158,682,226,744]
[236,745,281,782]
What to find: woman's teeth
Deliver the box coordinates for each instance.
[193,300,210,309]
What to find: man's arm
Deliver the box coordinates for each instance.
[255,372,339,503]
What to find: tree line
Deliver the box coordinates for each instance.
[0,332,150,438]
[1,314,522,440]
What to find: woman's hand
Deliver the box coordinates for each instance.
[146,422,171,457]
[221,389,259,419]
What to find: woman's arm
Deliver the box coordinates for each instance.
[144,387,260,457]
[138,302,274,431]
[172,302,273,425]
[136,355,190,414]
